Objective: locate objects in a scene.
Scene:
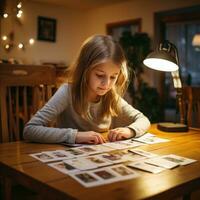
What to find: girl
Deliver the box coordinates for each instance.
[23,35,150,144]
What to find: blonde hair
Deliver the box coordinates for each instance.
[69,35,128,119]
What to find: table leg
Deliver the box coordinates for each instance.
[183,193,191,200]
[2,176,12,200]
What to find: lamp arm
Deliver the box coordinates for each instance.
[171,71,185,124]
[171,71,182,89]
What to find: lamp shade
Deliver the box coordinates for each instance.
[143,50,179,72]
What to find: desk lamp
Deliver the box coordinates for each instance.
[143,40,188,132]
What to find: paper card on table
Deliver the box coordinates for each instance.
[69,164,139,187]
[128,149,158,158]
[84,155,111,167]
[128,161,165,174]
[69,171,102,187]
[102,141,134,150]
[64,157,101,170]
[133,133,170,144]
[48,161,80,174]
[109,164,140,180]
[30,152,61,163]
[75,146,98,154]
[75,144,112,155]
[43,150,73,160]
[99,150,133,164]
[92,168,119,184]
[91,144,113,153]
[63,148,86,157]
[120,139,145,147]
[145,157,179,169]
[160,154,197,166]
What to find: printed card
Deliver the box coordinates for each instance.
[64,158,98,170]
[69,164,139,187]
[84,155,111,167]
[145,157,179,169]
[160,154,197,166]
[128,149,158,158]
[133,133,170,144]
[75,144,112,155]
[120,139,145,147]
[63,148,86,157]
[48,161,80,174]
[30,152,61,163]
[103,141,134,150]
[99,150,133,164]
[43,150,73,160]
[92,168,119,184]
[128,161,165,174]
[109,164,139,180]
[70,171,102,187]
[63,155,111,170]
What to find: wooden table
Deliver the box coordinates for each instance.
[1,124,200,200]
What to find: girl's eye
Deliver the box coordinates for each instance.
[110,76,117,80]
[96,74,104,78]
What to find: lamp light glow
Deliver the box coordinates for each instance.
[144,58,178,72]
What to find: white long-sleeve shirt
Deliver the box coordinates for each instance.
[23,84,150,144]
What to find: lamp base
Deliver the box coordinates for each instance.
[157,122,188,132]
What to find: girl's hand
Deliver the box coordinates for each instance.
[108,127,135,142]
[75,131,106,144]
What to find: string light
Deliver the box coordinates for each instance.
[3,13,8,18]
[2,35,8,41]
[17,2,22,9]
[1,1,35,52]
[29,38,35,45]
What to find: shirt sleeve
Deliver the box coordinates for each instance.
[112,97,151,137]
[23,84,78,144]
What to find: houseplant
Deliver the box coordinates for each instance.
[119,31,161,122]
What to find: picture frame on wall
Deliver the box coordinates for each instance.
[106,19,141,41]
[37,16,57,42]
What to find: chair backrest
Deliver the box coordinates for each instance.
[0,64,57,143]
[181,86,200,128]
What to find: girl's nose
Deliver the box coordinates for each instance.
[101,77,109,86]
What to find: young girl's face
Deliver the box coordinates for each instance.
[87,60,120,102]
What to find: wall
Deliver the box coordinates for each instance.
[1,0,200,77]
[83,0,200,86]
[0,1,88,65]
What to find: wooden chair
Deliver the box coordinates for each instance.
[0,64,57,143]
[181,86,200,128]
